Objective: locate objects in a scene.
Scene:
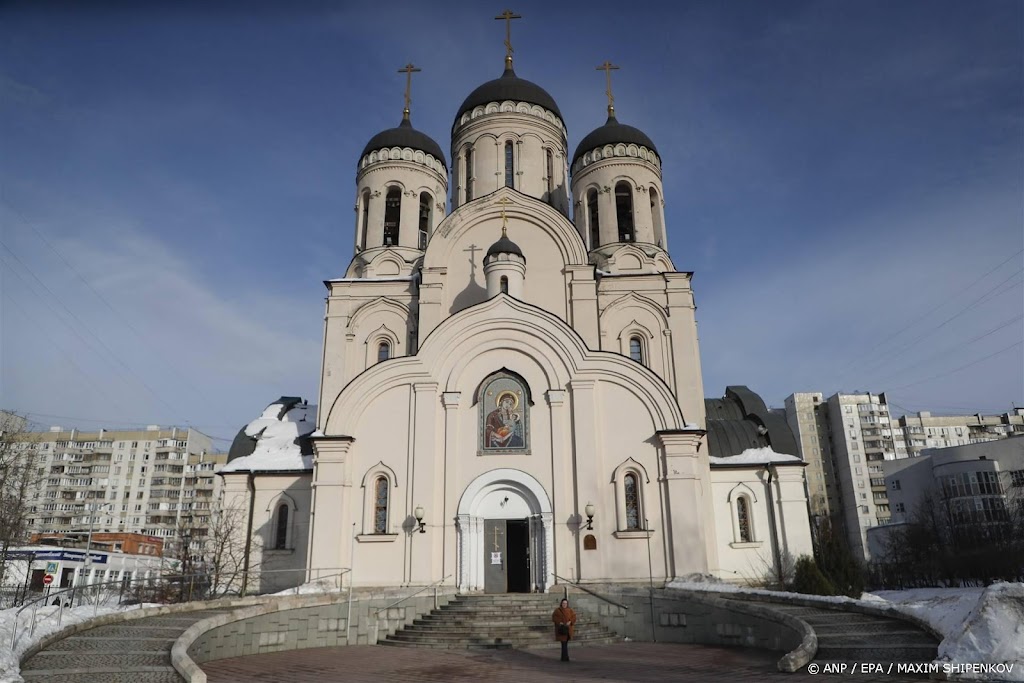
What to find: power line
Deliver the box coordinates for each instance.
[835,248,1023,376]
[887,340,1023,392]
[0,238,190,424]
[0,198,218,414]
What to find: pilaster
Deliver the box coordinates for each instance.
[655,429,716,577]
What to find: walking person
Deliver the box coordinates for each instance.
[552,597,577,662]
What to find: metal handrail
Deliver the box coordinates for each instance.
[373,575,452,618]
[553,573,630,610]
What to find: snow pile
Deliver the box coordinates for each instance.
[0,603,124,683]
[221,401,317,473]
[272,576,347,596]
[709,446,803,466]
[866,587,982,643]
[937,583,1024,681]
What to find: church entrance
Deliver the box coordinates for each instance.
[457,469,553,593]
[483,519,531,593]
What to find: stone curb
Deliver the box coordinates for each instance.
[172,593,349,683]
[18,594,284,666]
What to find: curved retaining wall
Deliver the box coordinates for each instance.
[174,589,455,683]
[566,585,815,672]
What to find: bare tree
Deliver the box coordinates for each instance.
[0,412,43,588]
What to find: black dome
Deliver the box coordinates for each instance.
[456,66,562,123]
[572,114,658,166]
[486,233,524,259]
[360,117,447,169]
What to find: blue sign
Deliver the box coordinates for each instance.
[31,550,107,564]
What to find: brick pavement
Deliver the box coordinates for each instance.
[202,642,926,682]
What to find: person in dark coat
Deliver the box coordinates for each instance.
[552,598,577,662]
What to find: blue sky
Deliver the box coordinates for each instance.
[1,0,1021,446]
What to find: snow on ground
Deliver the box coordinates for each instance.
[0,601,142,683]
[708,446,803,466]
[669,579,1024,681]
[271,577,347,596]
[220,401,317,473]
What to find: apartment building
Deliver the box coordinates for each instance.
[16,426,226,558]
[784,392,840,519]
[893,409,1024,458]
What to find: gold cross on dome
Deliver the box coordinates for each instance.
[397,63,421,120]
[596,61,620,117]
[495,9,522,66]
[497,196,514,236]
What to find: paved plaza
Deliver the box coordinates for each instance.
[202,642,923,683]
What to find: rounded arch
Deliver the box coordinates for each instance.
[348,297,411,331]
[360,461,399,490]
[457,468,552,516]
[601,292,670,331]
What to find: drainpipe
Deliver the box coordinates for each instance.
[763,465,783,588]
[241,472,256,596]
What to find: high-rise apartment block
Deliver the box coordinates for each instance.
[16,426,226,556]
[784,392,1023,560]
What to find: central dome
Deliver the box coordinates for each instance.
[455,66,562,123]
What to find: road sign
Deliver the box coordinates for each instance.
[45,561,58,574]
[42,574,53,586]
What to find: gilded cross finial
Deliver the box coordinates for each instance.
[596,61,620,118]
[497,196,513,235]
[397,63,421,121]
[495,9,522,69]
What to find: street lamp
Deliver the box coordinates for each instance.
[83,501,114,586]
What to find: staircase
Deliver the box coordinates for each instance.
[380,593,619,649]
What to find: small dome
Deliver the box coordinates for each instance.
[456,66,562,123]
[486,232,524,260]
[572,114,658,166]
[360,117,447,170]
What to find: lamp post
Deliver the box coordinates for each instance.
[83,502,113,586]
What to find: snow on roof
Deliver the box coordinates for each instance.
[709,446,802,466]
[220,401,317,473]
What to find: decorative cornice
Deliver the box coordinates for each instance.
[571,144,661,175]
[455,99,567,136]
[359,147,446,176]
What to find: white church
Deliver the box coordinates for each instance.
[220,16,813,593]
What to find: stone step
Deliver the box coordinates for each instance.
[379,635,620,650]
[21,652,171,671]
[413,617,603,628]
[815,644,938,662]
[815,632,938,647]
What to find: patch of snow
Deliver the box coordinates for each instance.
[709,446,803,466]
[865,587,983,643]
[0,602,137,683]
[272,577,347,596]
[220,401,317,473]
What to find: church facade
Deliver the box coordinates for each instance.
[220,21,813,592]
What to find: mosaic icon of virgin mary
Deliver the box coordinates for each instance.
[484,390,524,449]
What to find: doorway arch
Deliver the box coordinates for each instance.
[456,468,553,592]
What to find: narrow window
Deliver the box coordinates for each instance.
[737,497,752,542]
[624,473,641,530]
[545,149,554,199]
[464,146,474,201]
[650,187,663,247]
[504,141,514,188]
[383,187,401,245]
[360,189,371,249]
[418,192,432,250]
[373,477,389,534]
[274,504,288,550]
[500,276,509,294]
[629,337,643,364]
[615,182,634,242]
[377,341,390,363]
[587,189,600,248]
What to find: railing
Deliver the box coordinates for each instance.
[552,574,630,611]
[373,575,453,618]
[9,566,350,651]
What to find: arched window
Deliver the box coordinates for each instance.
[377,341,391,363]
[418,192,432,249]
[649,187,664,247]
[545,149,554,199]
[737,496,752,543]
[383,187,401,245]
[504,141,514,188]
[500,275,509,294]
[624,472,641,530]
[274,504,288,550]
[587,189,600,249]
[615,182,634,242]
[464,146,474,201]
[360,189,371,249]
[629,337,643,364]
[373,476,389,534]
